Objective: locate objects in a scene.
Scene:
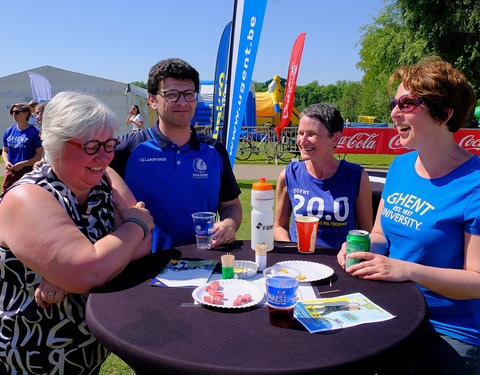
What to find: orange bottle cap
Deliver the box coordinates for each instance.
[252,177,273,191]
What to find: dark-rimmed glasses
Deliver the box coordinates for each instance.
[11,109,26,115]
[157,90,198,103]
[67,138,120,155]
[389,94,423,113]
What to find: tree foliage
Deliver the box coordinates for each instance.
[396,0,480,92]
[292,80,369,122]
[357,0,480,114]
[356,2,428,121]
[290,0,480,123]
[131,81,147,89]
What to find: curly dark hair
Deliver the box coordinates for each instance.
[147,58,200,94]
[388,56,477,133]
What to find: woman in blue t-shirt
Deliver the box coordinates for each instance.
[338,57,480,374]
[2,102,43,192]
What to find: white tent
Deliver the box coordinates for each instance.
[0,65,149,137]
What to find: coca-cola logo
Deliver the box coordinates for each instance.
[337,132,379,149]
[388,134,408,150]
[458,135,480,150]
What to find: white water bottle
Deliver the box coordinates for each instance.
[251,177,274,252]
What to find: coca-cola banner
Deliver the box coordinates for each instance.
[337,128,480,156]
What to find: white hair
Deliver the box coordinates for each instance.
[41,91,118,164]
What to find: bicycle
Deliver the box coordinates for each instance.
[235,125,276,162]
[275,126,300,162]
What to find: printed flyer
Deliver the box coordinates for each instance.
[150,259,218,287]
[294,292,395,333]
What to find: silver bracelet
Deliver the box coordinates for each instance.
[123,217,148,240]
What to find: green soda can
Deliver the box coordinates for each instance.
[346,230,370,268]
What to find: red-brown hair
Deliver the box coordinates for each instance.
[389,56,476,132]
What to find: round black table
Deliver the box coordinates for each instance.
[86,241,426,375]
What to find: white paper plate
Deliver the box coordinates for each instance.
[275,261,334,283]
[192,279,265,309]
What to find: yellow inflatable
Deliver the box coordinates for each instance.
[255,75,299,127]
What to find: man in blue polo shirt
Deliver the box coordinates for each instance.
[110,58,242,252]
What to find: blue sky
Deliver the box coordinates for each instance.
[0,0,385,86]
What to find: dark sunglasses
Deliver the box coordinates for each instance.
[389,94,423,113]
[67,138,120,155]
[11,109,26,115]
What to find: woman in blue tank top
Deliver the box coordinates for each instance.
[274,103,373,249]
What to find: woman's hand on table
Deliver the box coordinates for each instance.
[337,242,347,268]
[35,279,69,308]
[344,252,410,282]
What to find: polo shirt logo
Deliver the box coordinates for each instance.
[139,157,167,162]
[193,158,208,178]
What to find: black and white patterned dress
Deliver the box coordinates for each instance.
[0,163,114,374]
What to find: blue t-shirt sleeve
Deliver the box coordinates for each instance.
[464,187,480,235]
[3,127,11,147]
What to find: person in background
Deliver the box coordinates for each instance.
[274,103,372,249]
[28,99,38,125]
[34,101,48,134]
[338,57,480,374]
[2,102,43,192]
[110,58,242,251]
[126,104,144,132]
[0,91,154,374]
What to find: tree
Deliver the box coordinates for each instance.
[253,81,267,93]
[357,2,429,122]
[337,82,362,121]
[131,81,147,89]
[358,0,480,112]
[396,0,480,93]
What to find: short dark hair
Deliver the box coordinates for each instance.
[300,103,344,136]
[9,103,31,119]
[389,56,476,133]
[147,58,200,95]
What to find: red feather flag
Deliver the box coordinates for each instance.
[275,33,306,140]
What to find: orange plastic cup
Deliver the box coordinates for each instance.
[295,216,319,253]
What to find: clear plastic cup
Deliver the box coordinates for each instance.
[191,212,216,249]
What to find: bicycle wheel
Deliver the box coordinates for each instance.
[262,130,277,162]
[276,141,300,162]
[235,138,253,161]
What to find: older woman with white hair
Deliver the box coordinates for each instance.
[0,91,154,374]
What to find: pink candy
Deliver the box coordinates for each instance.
[233,294,252,306]
[204,281,224,305]
[203,282,253,307]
